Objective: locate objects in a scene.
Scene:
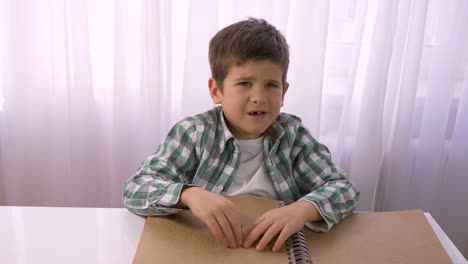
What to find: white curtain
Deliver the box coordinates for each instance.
[0,0,467,257]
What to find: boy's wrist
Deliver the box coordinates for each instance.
[173,185,197,209]
[179,186,203,209]
[293,200,323,222]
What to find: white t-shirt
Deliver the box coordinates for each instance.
[226,136,278,199]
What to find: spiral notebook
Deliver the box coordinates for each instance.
[132,196,452,264]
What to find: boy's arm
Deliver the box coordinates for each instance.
[292,125,360,231]
[122,121,198,216]
[123,119,244,248]
[244,125,359,251]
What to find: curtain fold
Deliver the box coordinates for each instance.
[283,0,329,137]
[346,0,398,210]
[375,0,428,212]
[0,0,467,256]
[436,64,468,257]
[180,0,218,118]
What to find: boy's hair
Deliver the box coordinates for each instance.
[209,18,289,90]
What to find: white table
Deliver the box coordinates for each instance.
[0,206,466,264]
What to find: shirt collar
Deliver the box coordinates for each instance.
[217,106,285,153]
[219,107,235,141]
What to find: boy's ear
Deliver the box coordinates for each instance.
[208,77,222,104]
[281,82,289,106]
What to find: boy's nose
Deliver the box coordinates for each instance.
[250,95,266,104]
[250,89,267,104]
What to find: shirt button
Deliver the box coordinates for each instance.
[217,185,224,191]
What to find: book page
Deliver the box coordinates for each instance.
[133,196,289,264]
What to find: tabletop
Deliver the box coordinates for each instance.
[0,206,466,264]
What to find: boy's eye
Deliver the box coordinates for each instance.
[266,82,280,88]
[238,81,251,87]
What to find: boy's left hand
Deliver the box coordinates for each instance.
[242,200,321,252]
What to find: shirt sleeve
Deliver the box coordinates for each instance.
[122,120,198,216]
[291,125,360,231]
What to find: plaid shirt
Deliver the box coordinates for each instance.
[123,106,359,227]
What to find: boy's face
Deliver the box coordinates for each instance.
[209,60,288,140]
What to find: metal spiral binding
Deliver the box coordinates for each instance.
[280,201,313,264]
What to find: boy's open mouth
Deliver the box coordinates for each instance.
[248,111,266,115]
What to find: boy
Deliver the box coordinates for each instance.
[123,18,359,253]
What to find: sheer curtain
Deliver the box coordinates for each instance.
[0,0,467,257]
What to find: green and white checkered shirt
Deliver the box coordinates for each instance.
[123,106,359,227]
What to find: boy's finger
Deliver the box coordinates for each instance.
[225,208,243,246]
[205,216,227,246]
[215,212,237,248]
[272,228,291,252]
[256,223,281,251]
[243,218,269,248]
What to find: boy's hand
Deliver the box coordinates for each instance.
[242,200,321,252]
[180,187,243,248]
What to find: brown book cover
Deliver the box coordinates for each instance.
[133,196,452,264]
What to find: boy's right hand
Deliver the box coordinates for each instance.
[180,187,243,248]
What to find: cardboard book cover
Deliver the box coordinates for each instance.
[132,196,452,264]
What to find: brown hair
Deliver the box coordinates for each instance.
[209,18,289,90]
